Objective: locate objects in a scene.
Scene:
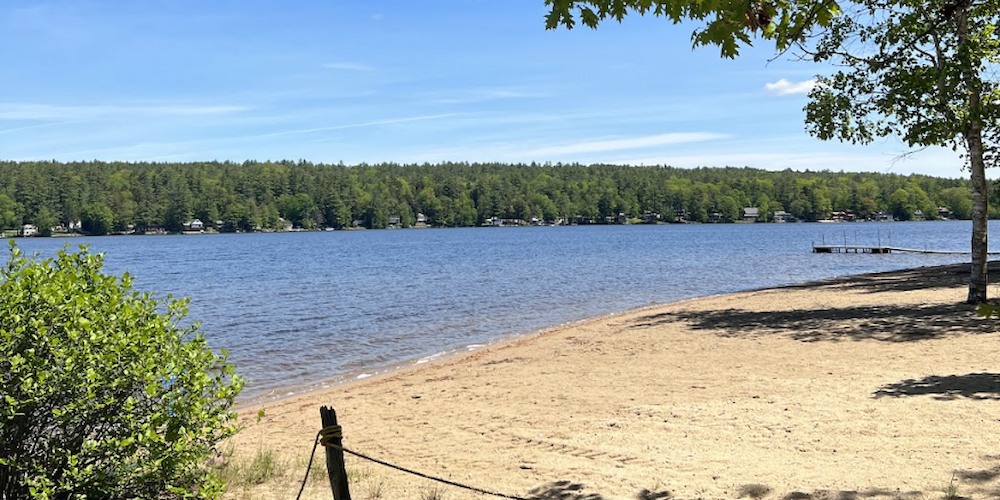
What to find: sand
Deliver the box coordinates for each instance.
[224,263,1000,500]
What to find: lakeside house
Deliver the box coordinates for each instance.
[772,210,794,223]
[183,219,205,232]
[829,210,857,222]
[487,217,526,227]
[415,213,429,228]
[741,207,760,223]
[603,212,628,225]
[19,224,38,237]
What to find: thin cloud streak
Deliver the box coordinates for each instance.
[0,102,249,120]
[429,88,543,105]
[525,132,730,157]
[274,113,466,140]
[322,62,375,71]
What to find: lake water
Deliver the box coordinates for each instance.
[12,221,993,401]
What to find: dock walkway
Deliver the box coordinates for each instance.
[812,245,893,254]
[812,245,1000,255]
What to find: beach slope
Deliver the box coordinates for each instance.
[226,264,1000,500]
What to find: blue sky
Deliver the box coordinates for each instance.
[0,0,971,178]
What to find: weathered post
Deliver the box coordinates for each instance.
[320,406,351,500]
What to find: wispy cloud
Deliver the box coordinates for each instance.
[323,62,375,71]
[525,132,729,157]
[765,78,817,96]
[0,102,248,120]
[430,88,542,105]
[247,113,465,140]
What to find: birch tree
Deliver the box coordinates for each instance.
[546,0,999,303]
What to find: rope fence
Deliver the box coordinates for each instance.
[295,406,531,500]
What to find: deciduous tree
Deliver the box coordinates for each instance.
[545,0,998,302]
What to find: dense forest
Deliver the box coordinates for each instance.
[0,160,984,235]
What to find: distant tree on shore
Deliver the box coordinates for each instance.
[0,161,980,235]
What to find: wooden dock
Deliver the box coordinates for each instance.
[813,245,1000,255]
[813,245,893,254]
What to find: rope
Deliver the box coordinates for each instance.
[296,425,530,500]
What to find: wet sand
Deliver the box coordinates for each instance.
[225,263,1000,500]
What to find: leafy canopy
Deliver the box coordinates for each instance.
[0,244,243,499]
[544,0,843,57]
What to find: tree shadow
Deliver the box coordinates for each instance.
[873,372,1000,400]
[630,302,995,342]
[525,481,671,499]
[779,488,927,499]
[954,457,1000,498]
[760,261,1000,296]
[523,481,974,499]
[836,261,1000,295]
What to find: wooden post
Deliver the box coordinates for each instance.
[320,406,352,500]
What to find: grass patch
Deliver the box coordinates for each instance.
[215,447,287,490]
[420,486,445,500]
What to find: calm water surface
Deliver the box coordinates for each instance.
[14,221,993,400]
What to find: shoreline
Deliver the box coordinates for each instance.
[234,290,741,410]
[235,261,988,410]
[225,262,1000,500]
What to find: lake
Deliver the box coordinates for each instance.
[11,221,991,401]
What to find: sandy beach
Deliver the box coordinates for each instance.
[224,263,1000,500]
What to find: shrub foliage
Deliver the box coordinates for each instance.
[0,245,242,499]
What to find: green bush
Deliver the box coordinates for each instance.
[0,245,243,499]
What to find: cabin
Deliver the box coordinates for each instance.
[742,207,760,223]
[415,213,429,227]
[709,211,724,223]
[937,206,952,219]
[772,210,794,223]
[183,219,204,232]
[387,215,401,229]
[20,224,38,237]
[605,212,628,225]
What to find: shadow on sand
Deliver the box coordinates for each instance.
[873,372,1000,400]
[523,482,942,499]
[766,261,1000,296]
[525,481,671,499]
[630,301,995,342]
[626,261,1000,342]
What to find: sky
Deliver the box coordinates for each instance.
[0,0,974,178]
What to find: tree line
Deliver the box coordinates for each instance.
[0,160,983,235]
